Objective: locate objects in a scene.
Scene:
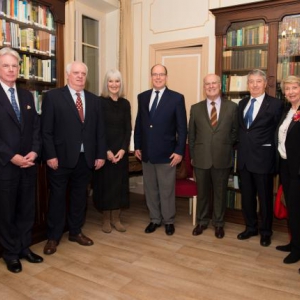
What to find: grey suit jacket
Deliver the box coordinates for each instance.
[188,99,238,169]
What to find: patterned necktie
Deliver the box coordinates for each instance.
[75,92,84,122]
[150,91,159,119]
[244,98,256,128]
[9,87,21,122]
[210,101,217,127]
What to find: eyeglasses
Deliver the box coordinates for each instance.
[151,73,166,77]
[204,81,220,86]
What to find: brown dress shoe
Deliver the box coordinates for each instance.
[215,227,225,239]
[192,224,208,236]
[68,233,94,246]
[44,240,58,255]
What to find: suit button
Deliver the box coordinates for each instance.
[150,125,153,128]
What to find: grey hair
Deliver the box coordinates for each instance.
[247,69,267,82]
[0,47,21,64]
[101,69,124,98]
[66,61,88,75]
[280,75,300,93]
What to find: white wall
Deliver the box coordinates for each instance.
[130,0,266,118]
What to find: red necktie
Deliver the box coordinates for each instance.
[210,102,217,127]
[75,92,84,122]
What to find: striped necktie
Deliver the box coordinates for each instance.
[9,87,21,122]
[210,101,217,127]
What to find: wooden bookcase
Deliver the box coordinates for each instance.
[210,0,300,232]
[0,0,66,245]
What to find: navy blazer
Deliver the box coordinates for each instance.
[41,85,106,169]
[134,87,187,164]
[237,93,283,174]
[0,84,40,180]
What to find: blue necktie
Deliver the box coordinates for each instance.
[244,98,256,128]
[150,91,159,119]
[9,87,21,122]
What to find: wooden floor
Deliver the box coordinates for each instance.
[0,192,299,300]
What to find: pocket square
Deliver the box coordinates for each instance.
[27,105,31,109]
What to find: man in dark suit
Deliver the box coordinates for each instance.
[237,69,283,247]
[134,64,187,235]
[0,47,43,273]
[41,61,106,255]
[188,74,238,239]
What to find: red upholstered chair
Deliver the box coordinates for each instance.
[175,144,197,225]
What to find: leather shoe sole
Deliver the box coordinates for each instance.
[44,240,58,255]
[192,224,208,236]
[260,236,271,247]
[20,252,43,263]
[237,230,258,240]
[145,222,161,233]
[6,259,22,273]
[215,227,225,239]
[165,224,175,235]
[69,233,94,246]
[276,243,292,252]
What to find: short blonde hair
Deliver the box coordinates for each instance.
[101,69,124,98]
[0,47,21,64]
[281,75,300,93]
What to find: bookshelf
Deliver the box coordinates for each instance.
[0,0,66,246]
[210,0,300,232]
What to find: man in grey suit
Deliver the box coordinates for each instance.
[188,74,238,238]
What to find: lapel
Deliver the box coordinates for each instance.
[216,99,228,129]
[62,86,85,124]
[239,96,250,130]
[0,84,22,128]
[251,94,270,127]
[287,105,300,133]
[203,100,211,126]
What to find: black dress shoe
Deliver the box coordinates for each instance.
[260,235,271,247]
[165,224,175,236]
[192,224,208,236]
[237,230,258,240]
[5,259,22,273]
[20,251,43,263]
[215,227,225,239]
[276,243,292,252]
[283,252,300,264]
[145,222,161,233]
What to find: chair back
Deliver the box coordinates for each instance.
[183,144,193,178]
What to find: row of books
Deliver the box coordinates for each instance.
[19,54,56,83]
[224,24,268,48]
[223,49,268,70]
[30,89,46,114]
[0,19,55,55]
[226,190,242,210]
[277,61,300,82]
[0,0,54,30]
[278,37,300,56]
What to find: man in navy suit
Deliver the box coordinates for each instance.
[41,61,106,255]
[237,69,283,247]
[134,64,187,235]
[0,47,43,273]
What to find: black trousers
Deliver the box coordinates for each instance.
[239,166,274,236]
[46,154,92,241]
[279,159,300,254]
[0,169,36,260]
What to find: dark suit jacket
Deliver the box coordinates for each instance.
[188,99,238,169]
[0,85,40,180]
[277,106,300,177]
[134,87,187,163]
[237,93,283,174]
[41,85,106,168]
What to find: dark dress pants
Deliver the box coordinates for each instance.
[47,154,92,241]
[239,166,273,236]
[0,169,36,260]
[280,159,300,254]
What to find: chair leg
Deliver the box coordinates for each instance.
[189,198,192,215]
[192,196,197,226]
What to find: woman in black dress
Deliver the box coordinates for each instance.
[93,69,131,233]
